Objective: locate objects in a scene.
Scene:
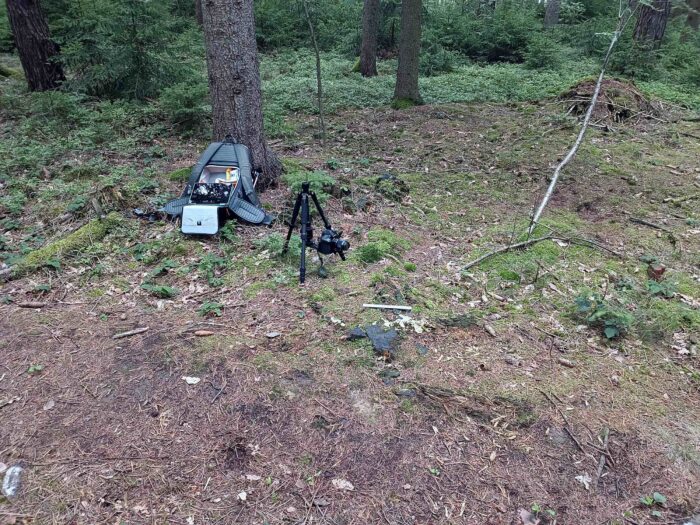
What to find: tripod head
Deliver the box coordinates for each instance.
[282,183,350,283]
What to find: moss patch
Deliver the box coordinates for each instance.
[10,213,122,278]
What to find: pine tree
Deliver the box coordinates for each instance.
[393,0,422,106]
[5,0,64,91]
[360,0,380,77]
[633,0,671,48]
[201,0,282,188]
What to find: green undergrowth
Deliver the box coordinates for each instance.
[354,228,411,265]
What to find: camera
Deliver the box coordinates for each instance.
[318,228,350,258]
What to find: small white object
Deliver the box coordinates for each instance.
[331,478,355,491]
[43,399,55,411]
[245,474,262,481]
[363,304,412,311]
[266,332,281,339]
[238,491,247,501]
[181,205,219,235]
[182,376,201,385]
[0,463,7,475]
[2,465,23,498]
[575,473,592,491]
[187,517,195,525]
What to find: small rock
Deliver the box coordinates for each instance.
[0,463,6,475]
[245,474,262,481]
[331,478,354,491]
[266,332,281,339]
[119,313,127,321]
[504,355,522,366]
[42,399,55,411]
[379,368,400,379]
[557,357,576,368]
[182,376,201,385]
[313,497,330,507]
[2,465,23,498]
[364,325,400,361]
[396,388,417,399]
[484,324,497,337]
[237,491,247,501]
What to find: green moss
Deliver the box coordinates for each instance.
[167,167,191,182]
[311,286,336,303]
[391,97,421,110]
[0,63,20,78]
[10,212,122,278]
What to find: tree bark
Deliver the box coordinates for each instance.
[633,0,671,47]
[688,0,700,29]
[5,0,64,91]
[360,0,380,77]
[201,0,282,189]
[393,0,422,105]
[195,0,203,26]
[544,0,561,28]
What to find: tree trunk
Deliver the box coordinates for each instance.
[393,0,422,106]
[633,0,672,48]
[359,0,380,77]
[688,0,700,29]
[201,0,282,189]
[5,0,64,91]
[544,0,560,28]
[195,0,203,26]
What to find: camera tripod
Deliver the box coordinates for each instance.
[282,182,347,284]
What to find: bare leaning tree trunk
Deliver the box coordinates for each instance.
[544,0,561,28]
[5,0,64,91]
[393,0,422,106]
[302,0,326,143]
[360,0,380,77]
[633,0,671,48]
[201,0,282,189]
[528,4,636,236]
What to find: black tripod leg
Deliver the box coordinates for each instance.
[299,195,310,284]
[310,192,332,229]
[282,193,302,254]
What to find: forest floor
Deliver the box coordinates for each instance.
[1,75,700,524]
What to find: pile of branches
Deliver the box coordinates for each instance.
[561,78,662,124]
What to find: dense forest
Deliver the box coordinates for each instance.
[1,1,699,524]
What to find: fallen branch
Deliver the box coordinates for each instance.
[113,327,150,340]
[462,233,622,271]
[628,217,677,246]
[663,193,699,205]
[17,302,47,309]
[595,427,610,489]
[528,5,636,235]
[463,235,552,270]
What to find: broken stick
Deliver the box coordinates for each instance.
[113,327,150,340]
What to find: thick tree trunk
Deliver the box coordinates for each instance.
[5,0,64,91]
[359,0,380,77]
[544,0,560,28]
[633,0,672,47]
[201,0,282,189]
[393,0,422,105]
[195,0,203,26]
[688,0,700,29]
